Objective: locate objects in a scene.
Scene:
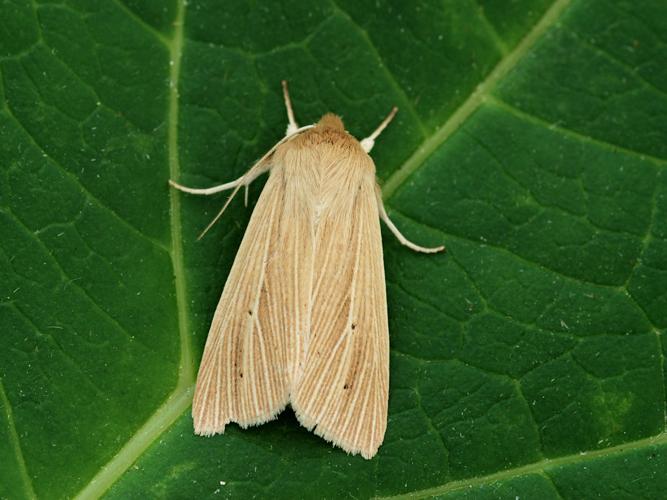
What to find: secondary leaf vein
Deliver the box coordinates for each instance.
[381,0,573,199]
[0,377,37,500]
[329,0,427,137]
[0,107,170,253]
[5,208,154,352]
[390,208,634,291]
[471,0,509,56]
[378,431,667,499]
[489,97,667,168]
[111,0,170,46]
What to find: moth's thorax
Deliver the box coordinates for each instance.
[294,114,359,150]
[274,113,375,178]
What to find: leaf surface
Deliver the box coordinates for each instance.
[1,1,666,498]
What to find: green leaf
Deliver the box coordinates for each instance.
[1,0,666,498]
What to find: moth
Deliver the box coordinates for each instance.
[170,82,444,459]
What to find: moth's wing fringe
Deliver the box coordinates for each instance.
[290,152,388,460]
[192,163,310,435]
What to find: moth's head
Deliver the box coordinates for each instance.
[286,112,362,155]
[316,113,345,131]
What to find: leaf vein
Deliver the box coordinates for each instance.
[0,106,169,252]
[166,0,194,389]
[381,0,573,199]
[470,0,509,56]
[73,3,195,498]
[110,0,170,46]
[0,377,37,500]
[390,207,630,290]
[10,301,107,398]
[377,431,667,499]
[565,27,667,103]
[3,208,154,352]
[488,97,667,168]
[328,0,427,137]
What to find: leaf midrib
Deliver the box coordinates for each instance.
[167,0,195,391]
[73,1,191,498]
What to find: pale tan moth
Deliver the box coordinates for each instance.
[170,82,444,459]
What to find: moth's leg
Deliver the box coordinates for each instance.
[169,159,272,238]
[169,153,272,195]
[169,174,251,208]
[375,187,445,254]
[168,177,245,196]
[282,80,301,137]
[173,81,304,194]
[171,81,313,238]
[196,183,243,239]
[361,107,398,153]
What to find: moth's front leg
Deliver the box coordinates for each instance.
[170,81,313,238]
[375,185,446,254]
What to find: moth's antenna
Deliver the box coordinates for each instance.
[282,80,299,137]
[361,107,398,153]
[198,184,243,240]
